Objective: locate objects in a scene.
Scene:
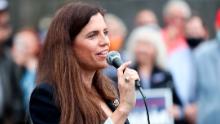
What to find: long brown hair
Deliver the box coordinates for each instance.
[37,2,117,124]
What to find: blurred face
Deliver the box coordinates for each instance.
[134,40,156,65]
[165,7,188,29]
[185,17,207,38]
[0,12,11,43]
[185,17,207,48]
[73,13,110,71]
[12,31,40,65]
[135,10,157,27]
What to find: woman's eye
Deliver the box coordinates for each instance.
[88,34,96,39]
[104,31,109,36]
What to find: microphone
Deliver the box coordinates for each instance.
[106,51,123,68]
[106,51,141,88]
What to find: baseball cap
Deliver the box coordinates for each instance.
[0,0,8,11]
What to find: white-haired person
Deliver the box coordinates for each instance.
[126,26,167,78]
[126,26,186,124]
[162,1,196,123]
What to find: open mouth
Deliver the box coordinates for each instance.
[96,49,108,57]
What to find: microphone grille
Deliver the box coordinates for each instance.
[106,51,121,65]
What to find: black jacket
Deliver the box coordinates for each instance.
[0,47,25,123]
[29,83,129,124]
[132,65,181,105]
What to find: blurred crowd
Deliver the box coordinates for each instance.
[0,0,219,124]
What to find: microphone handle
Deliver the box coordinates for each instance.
[135,80,141,89]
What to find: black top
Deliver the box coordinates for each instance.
[0,47,25,123]
[29,83,60,124]
[29,83,129,124]
[132,65,181,105]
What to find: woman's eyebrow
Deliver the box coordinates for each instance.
[86,30,99,36]
[86,27,108,36]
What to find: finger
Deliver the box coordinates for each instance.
[123,68,136,75]
[117,61,132,76]
[124,69,139,79]
[130,75,140,82]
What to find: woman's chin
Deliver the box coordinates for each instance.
[97,61,108,69]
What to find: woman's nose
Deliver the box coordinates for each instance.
[99,33,110,47]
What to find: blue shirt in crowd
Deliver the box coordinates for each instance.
[20,69,36,110]
[194,38,220,124]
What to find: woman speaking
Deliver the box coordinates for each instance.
[29,2,139,124]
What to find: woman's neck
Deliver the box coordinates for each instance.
[138,62,153,77]
[81,68,96,89]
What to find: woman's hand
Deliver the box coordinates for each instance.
[117,61,139,113]
[109,61,139,124]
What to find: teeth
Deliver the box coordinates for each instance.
[98,51,108,55]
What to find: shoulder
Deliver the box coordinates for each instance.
[151,67,173,87]
[29,83,60,124]
[152,67,172,80]
[32,83,55,95]
[30,83,55,103]
[194,40,219,60]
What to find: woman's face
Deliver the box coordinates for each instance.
[73,13,110,71]
[134,40,156,65]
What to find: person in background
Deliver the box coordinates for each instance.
[0,0,12,48]
[103,13,128,82]
[162,1,196,123]
[135,9,160,29]
[190,9,220,124]
[105,13,127,52]
[0,0,25,123]
[126,26,167,83]
[12,28,40,111]
[126,26,183,124]
[185,15,209,49]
